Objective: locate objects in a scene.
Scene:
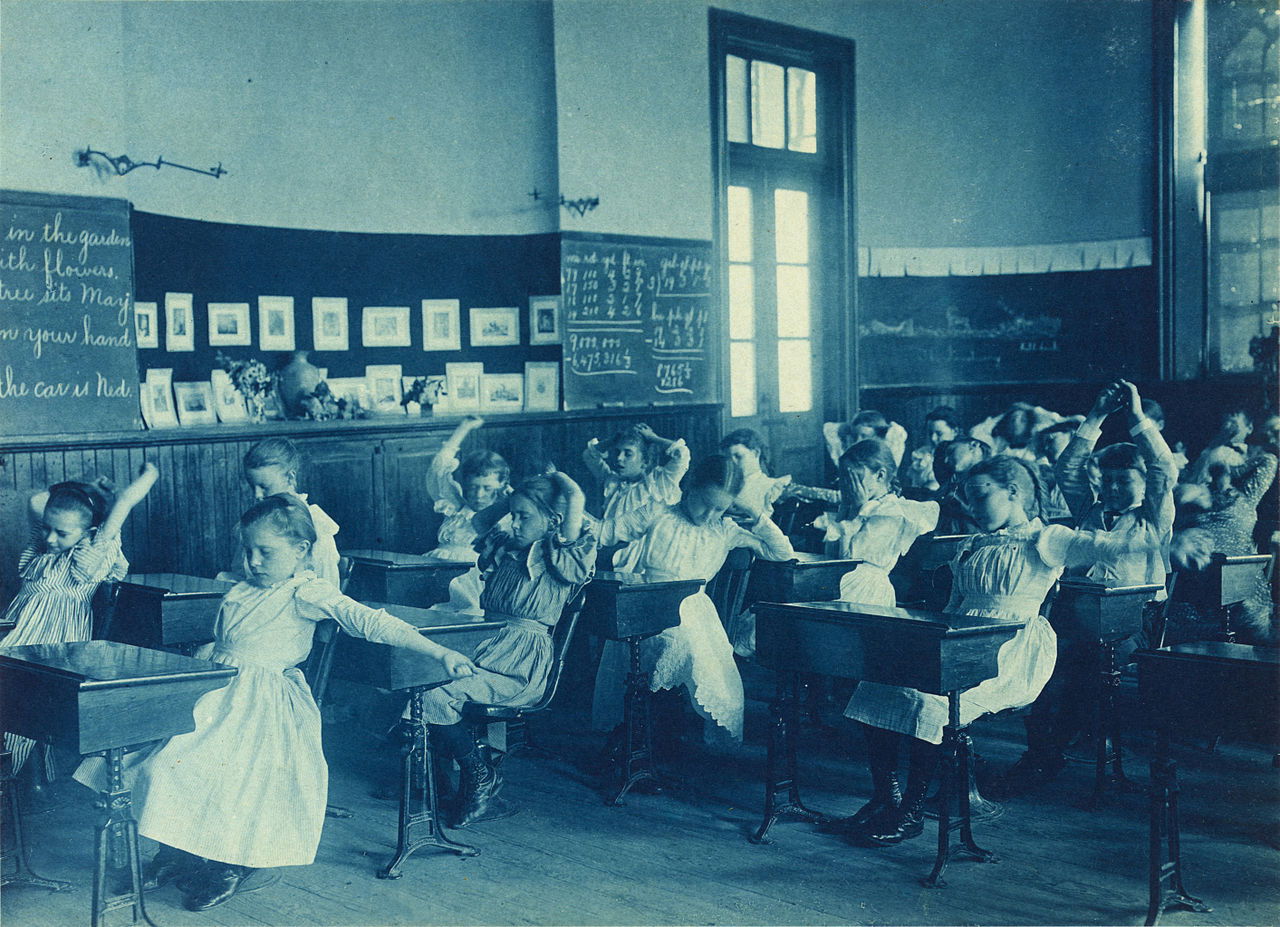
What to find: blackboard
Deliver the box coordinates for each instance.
[0,190,139,434]
[561,233,715,410]
[858,267,1157,387]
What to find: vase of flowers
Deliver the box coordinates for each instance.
[401,375,447,416]
[216,352,278,424]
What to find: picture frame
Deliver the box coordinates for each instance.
[480,373,524,414]
[207,302,251,347]
[144,369,179,428]
[469,306,520,347]
[164,292,194,352]
[422,298,461,351]
[312,297,349,352]
[523,361,560,412]
[528,295,562,346]
[325,376,372,411]
[443,362,483,414]
[365,364,405,414]
[134,301,159,349]
[173,381,218,426]
[210,369,248,423]
[362,306,411,348]
[258,296,296,352]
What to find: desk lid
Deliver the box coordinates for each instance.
[121,573,234,596]
[1057,578,1163,597]
[593,571,705,590]
[0,640,237,688]
[366,601,506,634]
[1136,642,1280,668]
[755,600,1024,637]
[342,549,466,569]
[780,552,862,569]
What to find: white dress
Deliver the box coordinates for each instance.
[299,494,340,587]
[845,519,1159,744]
[423,444,489,613]
[591,503,794,741]
[594,441,690,573]
[820,494,940,607]
[736,470,791,519]
[74,573,426,868]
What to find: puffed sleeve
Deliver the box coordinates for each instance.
[598,502,663,547]
[649,439,690,502]
[822,422,844,466]
[426,444,466,513]
[294,577,425,649]
[541,527,599,586]
[307,503,342,587]
[762,475,791,515]
[17,521,44,572]
[1035,522,1162,571]
[68,531,128,584]
[885,422,908,467]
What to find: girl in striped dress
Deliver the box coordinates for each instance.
[75,495,477,912]
[2,463,158,772]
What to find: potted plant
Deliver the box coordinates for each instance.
[216,352,278,424]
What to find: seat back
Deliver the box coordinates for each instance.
[337,555,353,593]
[771,497,828,554]
[708,547,755,632]
[90,580,120,640]
[521,584,589,715]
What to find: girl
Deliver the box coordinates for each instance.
[820,439,939,608]
[75,495,476,912]
[2,463,158,771]
[238,438,341,586]
[424,415,511,613]
[583,423,690,571]
[423,470,596,828]
[824,410,909,469]
[841,456,1162,846]
[904,406,960,493]
[592,454,795,744]
[719,428,792,518]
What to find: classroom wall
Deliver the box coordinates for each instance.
[553,0,1154,247]
[1,0,560,236]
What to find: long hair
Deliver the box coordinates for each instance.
[963,454,1044,521]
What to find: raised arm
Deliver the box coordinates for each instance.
[427,415,484,505]
[1055,382,1123,522]
[97,463,158,544]
[1237,450,1278,506]
[550,471,586,542]
[581,437,612,484]
[598,501,662,548]
[633,423,679,458]
[471,493,512,536]
[1121,381,1177,534]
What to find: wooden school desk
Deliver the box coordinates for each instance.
[109,574,234,652]
[341,550,471,608]
[745,552,861,605]
[0,640,236,927]
[581,571,704,805]
[1167,552,1272,643]
[328,601,505,876]
[1136,642,1280,925]
[753,600,1022,887]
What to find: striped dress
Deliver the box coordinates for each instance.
[1,525,128,769]
[74,573,429,869]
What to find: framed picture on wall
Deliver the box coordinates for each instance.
[469,306,520,347]
[528,295,561,345]
[422,299,461,351]
[210,369,248,423]
[523,361,560,412]
[443,362,483,414]
[208,302,251,347]
[362,306,411,347]
[365,364,405,414]
[173,382,218,426]
[326,377,373,412]
[258,296,296,351]
[134,301,159,349]
[164,292,194,352]
[312,297,349,352]
[144,368,179,428]
[480,373,524,414]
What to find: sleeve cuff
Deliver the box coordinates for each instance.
[1129,416,1156,437]
[1075,422,1103,442]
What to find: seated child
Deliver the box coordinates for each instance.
[237,438,341,586]
[719,428,792,518]
[970,402,1067,461]
[583,423,690,571]
[1185,408,1253,485]
[824,410,909,468]
[904,406,961,493]
[425,415,511,612]
[1033,421,1079,522]
[422,470,596,827]
[592,454,795,744]
[922,436,991,534]
[2,464,158,773]
[75,496,476,911]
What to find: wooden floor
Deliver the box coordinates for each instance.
[5,664,1278,927]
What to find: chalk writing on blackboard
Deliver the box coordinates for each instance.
[561,236,714,409]
[0,191,139,434]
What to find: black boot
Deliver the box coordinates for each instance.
[451,746,517,828]
[838,726,901,834]
[858,738,939,847]
[182,863,254,911]
[141,844,204,892]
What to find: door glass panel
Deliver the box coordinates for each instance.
[727,185,752,262]
[787,67,817,153]
[775,265,810,338]
[750,60,785,149]
[729,264,755,340]
[726,55,749,144]
[730,341,758,417]
[774,189,809,263]
[776,339,812,412]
